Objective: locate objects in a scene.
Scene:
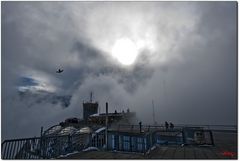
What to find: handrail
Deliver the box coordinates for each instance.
[117,124,237,131]
[1,133,90,159]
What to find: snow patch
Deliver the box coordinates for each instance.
[90,113,99,117]
[150,145,156,150]
[146,145,157,154]
[82,147,99,152]
[95,127,106,133]
[59,151,79,158]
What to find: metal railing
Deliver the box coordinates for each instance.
[91,128,106,148]
[1,133,91,159]
[116,124,237,132]
[176,124,237,132]
[2,124,236,159]
[2,137,42,159]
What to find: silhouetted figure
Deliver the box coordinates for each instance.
[56,69,64,73]
[165,121,169,130]
[127,108,130,113]
[114,110,117,114]
[170,122,174,129]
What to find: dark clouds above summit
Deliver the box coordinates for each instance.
[2,2,237,140]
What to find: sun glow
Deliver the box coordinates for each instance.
[111,38,138,65]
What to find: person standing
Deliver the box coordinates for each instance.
[165,121,169,130]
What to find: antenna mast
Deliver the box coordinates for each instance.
[152,100,156,125]
[90,91,93,102]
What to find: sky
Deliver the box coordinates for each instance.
[2,2,237,140]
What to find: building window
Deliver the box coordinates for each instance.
[131,137,136,151]
[111,135,115,149]
[137,137,143,151]
[123,136,130,151]
[119,135,122,150]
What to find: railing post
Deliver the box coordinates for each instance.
[39,127,45,159]
[40,138,43,158]
[182,128,186,145]
[209,131,214,146]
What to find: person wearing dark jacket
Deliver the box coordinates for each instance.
[165,121,169,130]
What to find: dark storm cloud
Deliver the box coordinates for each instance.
[1,2,237,140]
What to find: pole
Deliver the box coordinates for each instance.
[90,92,93,102]
[40,126,43,137]
[139,121,142,133]
[152,100,156,125]
[105,102,108,150]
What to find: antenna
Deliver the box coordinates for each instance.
[99,105,101,114]
[152,100,156,125]
[90,91,93,102]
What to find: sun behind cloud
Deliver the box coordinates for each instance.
[111,37,138,66]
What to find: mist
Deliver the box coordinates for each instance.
[2,2,237,140]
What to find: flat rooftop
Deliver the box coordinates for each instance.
[59,131,237,159]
